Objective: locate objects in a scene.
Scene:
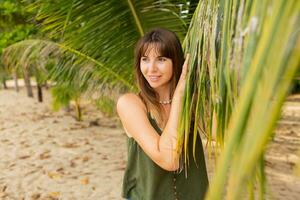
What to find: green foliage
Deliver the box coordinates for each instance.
[27,0,195,92]
[180,0,300,199]
[51,82,81,111]
[0,24,37,54]
[0,0,23,24]
[3,0,197,119]
[0,0,39,84]
[0,0,38,49]
[94,96,116,117]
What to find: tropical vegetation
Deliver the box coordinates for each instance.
[179,0,300,199]
[0,0,38,91]
[2,0,195,119]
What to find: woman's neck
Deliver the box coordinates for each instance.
[155,85,172,101]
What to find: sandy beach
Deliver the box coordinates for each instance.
[0,84,299,200]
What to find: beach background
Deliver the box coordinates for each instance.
[0,81,299,200]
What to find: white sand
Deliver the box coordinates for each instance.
[0,84,299,200]
[0,87,126,200]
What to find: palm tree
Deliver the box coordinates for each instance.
[2,39,59,100]
[0,62,9,89]
[23,67,34,97]
[0,0,39,92]
[2,0,194,116]
[180,0,300,199]
[29,0,193,90]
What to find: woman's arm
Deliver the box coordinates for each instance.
[117,54,189,171]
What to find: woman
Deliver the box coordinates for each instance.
[117,28,209,200]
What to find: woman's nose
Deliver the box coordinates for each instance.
[148,61,157,72]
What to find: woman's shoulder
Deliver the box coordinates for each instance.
[118,92,140,101]
[116,93,148,138]
[117,92,147,113]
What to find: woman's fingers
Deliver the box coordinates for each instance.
[174,54,190,96]
[181,53,190,79]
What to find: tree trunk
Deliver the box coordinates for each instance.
[2,78,7,89]
[74,99,82,121]
[37,84,43,102]
[13,71,19,92]
[23,69,33,97]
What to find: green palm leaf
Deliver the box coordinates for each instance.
[180,0,300,199]
[27,0,193,92]
[3,0,195,117]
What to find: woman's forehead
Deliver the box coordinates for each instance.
[142,42,163,56]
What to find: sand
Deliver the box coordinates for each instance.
[0,86,126,200]
[0,83,299,200]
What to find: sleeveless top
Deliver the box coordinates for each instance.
[122,114,209,200]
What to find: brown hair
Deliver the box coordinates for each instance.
[134,28,184,126]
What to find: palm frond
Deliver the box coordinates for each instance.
[2,39,134,92]
[27,0,193,93]
[180,0,300,198]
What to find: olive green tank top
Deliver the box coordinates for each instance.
[122,114,209,200]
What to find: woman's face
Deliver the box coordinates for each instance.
[140,45,173,90]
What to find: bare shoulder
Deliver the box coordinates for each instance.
[117,93,147,137]
[117,93,146,113]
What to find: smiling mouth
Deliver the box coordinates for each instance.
[148,75,161,82]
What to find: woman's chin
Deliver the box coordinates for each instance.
[147,78,171,89]
[149,84,160,89]
[148,82,169,90]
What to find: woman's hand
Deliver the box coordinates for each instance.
[173,53,190,99]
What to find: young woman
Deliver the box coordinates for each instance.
[117,28,209,200]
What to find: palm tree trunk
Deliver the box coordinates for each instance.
[13,70,19,92]
[74,99,82,121]
[23,69,33,97]
[37,84,43,102]
[33,69,43,102]
[2,78,7,89]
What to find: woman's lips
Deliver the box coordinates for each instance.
[148,75,161,82]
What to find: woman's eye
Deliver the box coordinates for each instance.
[158,57,166,62]
[141,57,148,62]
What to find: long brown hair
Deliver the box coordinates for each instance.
[134,28,184,126]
